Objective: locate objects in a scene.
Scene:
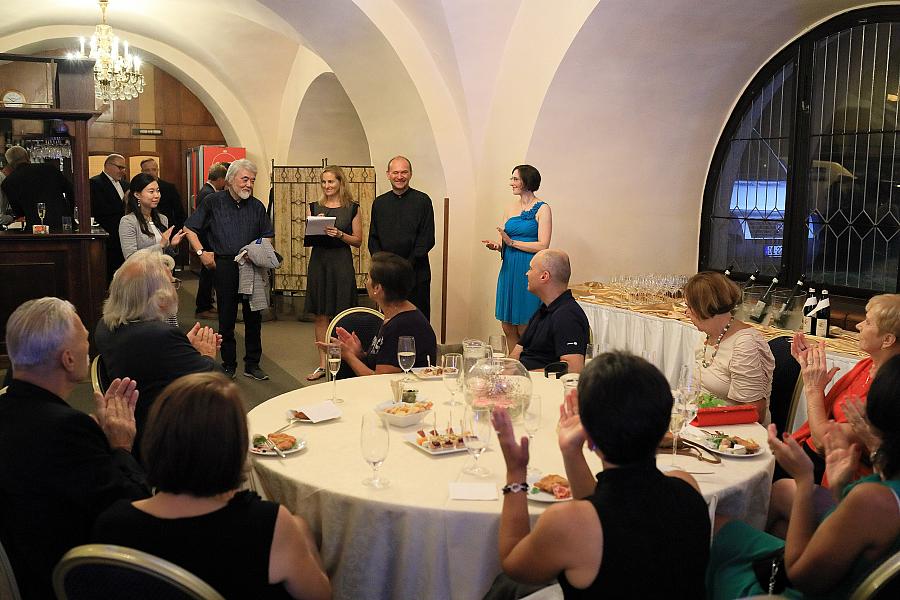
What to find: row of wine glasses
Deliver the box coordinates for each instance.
[607,274,690,304]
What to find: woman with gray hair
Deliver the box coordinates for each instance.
[94,247,221,460]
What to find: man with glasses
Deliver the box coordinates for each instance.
[91,153,129,282]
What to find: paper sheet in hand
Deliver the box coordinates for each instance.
[306,216,336,235]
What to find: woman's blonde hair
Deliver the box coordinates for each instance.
[102,247,177,329]
[683,271,742,321]
[318,165,355,208]
[867,294,900,338]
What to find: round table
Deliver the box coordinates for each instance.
[247,373,774,600]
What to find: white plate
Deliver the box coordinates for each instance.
[683,434,763,458]
[403,432,468,455]
[412,367,444,380]
[376,401,432,427]
[250,437,307,456]
[527,475,572,503]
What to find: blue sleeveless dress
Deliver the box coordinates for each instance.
[495,201,544,325]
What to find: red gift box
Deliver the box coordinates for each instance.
[691,404,758,426]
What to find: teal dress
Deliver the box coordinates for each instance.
[706,475,900,599]
[495,201,545,325]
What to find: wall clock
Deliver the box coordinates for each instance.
[2,89,26,107]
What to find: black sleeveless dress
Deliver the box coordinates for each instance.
[92,491,292,599]
[558,461,710,599]
[304,201,358,316]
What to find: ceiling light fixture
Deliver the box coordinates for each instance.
[67,0,144,103]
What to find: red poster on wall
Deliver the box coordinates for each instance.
[185,145,246,210]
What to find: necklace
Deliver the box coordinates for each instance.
[701,316,734,368]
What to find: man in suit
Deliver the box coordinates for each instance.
[140,158,185,230]
[1,145,74,231]
[90,153,128,282]
[193,162,228,318]
[0,297,149,599]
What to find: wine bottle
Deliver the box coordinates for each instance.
[814,290,831,337]
[741,268,761,291]
[802,287,817,334]
[774,275,806,328]
[749,272,780,323]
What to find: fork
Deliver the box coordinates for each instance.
[272,418,302,434]
[264,438,286,458]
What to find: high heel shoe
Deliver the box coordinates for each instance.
[306,366,327,381]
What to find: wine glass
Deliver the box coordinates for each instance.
[523,394,542,479]
[669,401,687,466]
[397,336,416,382]
[488,334,507,358]
[37,202,46,226]
[327,343,343,404]
[442,352,462,406]
[360,413,390,488]
[462,407,492,477]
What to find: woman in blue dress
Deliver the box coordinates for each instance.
[482,165,552,353]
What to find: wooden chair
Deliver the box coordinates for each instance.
[849,548,900,600]
[0,538,22,600]
[325,307,384,380]
[53,544,224,600]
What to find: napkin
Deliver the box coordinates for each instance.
[448,482,498,501]
[296,400,342,423]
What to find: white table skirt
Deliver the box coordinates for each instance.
[248,374,775,600]
[578,301,862,432]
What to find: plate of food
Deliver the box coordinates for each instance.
[685,430,763,458]
[250,433,307,456]
[528,474,572,502]
[376,400,433,427]
[404,428,468,455]
[412,366,444,380]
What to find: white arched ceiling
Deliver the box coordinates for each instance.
[275,47,332,163]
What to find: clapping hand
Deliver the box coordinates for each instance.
[93,377,139,452]
[767,423,815,484]
[843,396,879,454]
[558,389,587,455]
[491,407,529,475]
[823,426,862,494]
[315,326,362,359]
[161,226,185,248]
[790,333,838,394]
[481,239,501,251]
[187,322,219,358]
[497,227,513,247]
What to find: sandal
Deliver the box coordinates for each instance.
[306,367,327,381]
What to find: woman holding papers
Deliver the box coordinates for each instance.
[305,166,362,381]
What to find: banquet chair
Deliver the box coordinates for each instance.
[0,538,22,600]
[849,548,900,600]
[325,307,384,380]
[767,336,801,434]
[53,544,225,600]
[90,355,111,395]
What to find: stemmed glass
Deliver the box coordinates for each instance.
[669,401,688,465]
[37,202,46,226]
[523,394,542,479]
[397,336,416,382]
[462,407,492,477]
[488,334,507,358]
[360,413,390,488]
[442,352,462,406]
[327,343,343,404]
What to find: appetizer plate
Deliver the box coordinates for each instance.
[683,433,763,458]
[376,401,432,427]
[527,475,572,503]
[403,433,467,455]
[250,437,307,456]
[412,367,444,380]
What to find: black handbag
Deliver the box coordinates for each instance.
[752,547,792,594]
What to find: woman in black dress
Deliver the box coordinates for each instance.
[305,165,362,381]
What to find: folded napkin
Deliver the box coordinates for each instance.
[448,482,498,501]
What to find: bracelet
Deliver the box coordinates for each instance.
[501,482,530,495]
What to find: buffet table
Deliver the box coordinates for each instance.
[248,374,775,600]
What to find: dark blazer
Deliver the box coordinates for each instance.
[156,178,185,231]
[90,172,126,243]
[195,182,216,210]
[1,162,74,229]
[0,380,149,600]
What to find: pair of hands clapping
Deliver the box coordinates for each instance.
[187,322,222,358]
[314,326,363,360]
[93,377,139,452]
[482,227,514,252]
[767,423,864,492]
[160,226,185,249]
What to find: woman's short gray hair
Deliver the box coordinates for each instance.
[103,247,178,329]
[225,159,257,183]
[6,297,78,369]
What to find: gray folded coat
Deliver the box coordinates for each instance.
[237,239,281,311]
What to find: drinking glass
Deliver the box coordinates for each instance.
[327,343,343,404]
[669,402,687,466]
[489,334,507,358]
[61,216,72,232]
[360,413,390,488]
[442,352,462,406]
[462,407,492,476]
[523,394,542,479]
[397,336,416,382]
[37,202,46,225]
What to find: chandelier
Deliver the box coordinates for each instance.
[67,0,145,103]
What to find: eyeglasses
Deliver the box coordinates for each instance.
[171,278,182,290]
[112,164,127,170]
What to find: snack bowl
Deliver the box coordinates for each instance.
[375,400,433,427]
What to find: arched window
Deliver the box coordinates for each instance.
[701,6,900,295]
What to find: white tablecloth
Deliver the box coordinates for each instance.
[248,374,775,600]
[578,301,862,432]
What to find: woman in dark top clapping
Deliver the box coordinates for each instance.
[491,352,710,598]
[93,372,331,600]
[305,166,362,381]
[321,252,436,376]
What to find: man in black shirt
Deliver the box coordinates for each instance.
[1,145,74,231]
[368,156,435,319]
[193,162,229,318]
[184,159,275,381]
[512,249,589,373]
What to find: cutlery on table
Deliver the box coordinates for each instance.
[273,418,302,434]
[265,438,286,457]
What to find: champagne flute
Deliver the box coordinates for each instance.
[327,343,343,404]
[442,352,462,406]
[37,202,46,226]
[360,413,390,488]
[523,394,542,479]
[669,400,686,466]
[462,407,492,476]
[489,334,507,358]
[397,336,416,383]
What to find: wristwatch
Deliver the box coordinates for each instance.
[196,248,204,256]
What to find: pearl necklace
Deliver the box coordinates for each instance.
[702,316,734,368]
